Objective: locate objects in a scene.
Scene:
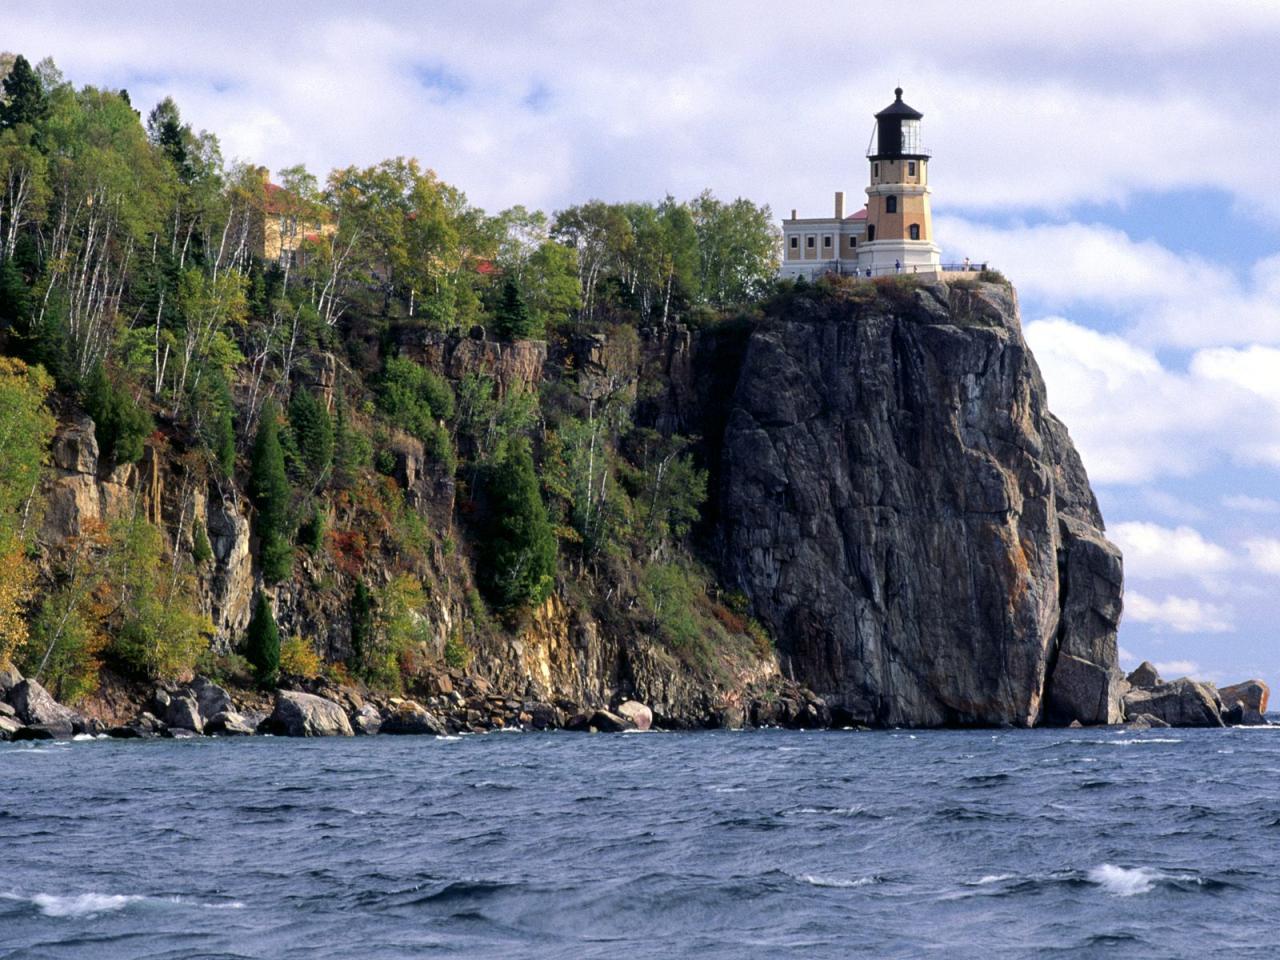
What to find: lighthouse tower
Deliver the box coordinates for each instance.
[859,88,941,274]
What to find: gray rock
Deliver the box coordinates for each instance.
[1124,679,1223,727]
[521,701,559,730]
[188,676,233,723]
[262,691,353,737]
[616,700,653,731]
[164,694,204,734]
[1126,661,1162,689]
[380,701,445,735]
[1126,712,1171,730]
[1217,680,1268,724]
[589,709,633,733]
[12,724,60,741]
[205,711,254,736]
[151,688,171,712]
[0,715,22,740]
[0,701,15,718]
[352,704,382,736]
[9,679,80,738]
[0,662,23,699]
[1046,654,1126,726]
[719,283,1123,727]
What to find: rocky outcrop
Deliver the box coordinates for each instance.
[262,691,353,737]
[404,330,546,398]
[1218,680,1269,725]
[8,679,82,738]
[720,281,1122,727]
[1123,678,1223,728]
[1126,661,1161,689]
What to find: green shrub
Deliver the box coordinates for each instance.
[478,438,557,611]
[289,388,334,479]
[249,402,293,583]
[977,268,1008,285]
[192,523,213,564]
[444,627,472,669]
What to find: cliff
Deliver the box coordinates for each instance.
[22,279,1126,733]
[719,279,1125,727]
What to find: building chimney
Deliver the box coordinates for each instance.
[790,208,797,220]
[834,191,845,219]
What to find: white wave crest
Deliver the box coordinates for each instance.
[972,873,1015,885]
[1088,864,1161,896]
[30,893,142,917]
[797,874,881,888]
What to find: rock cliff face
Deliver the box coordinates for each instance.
[719,280,1124,727]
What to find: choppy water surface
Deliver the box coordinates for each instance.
[3,725,1278,959]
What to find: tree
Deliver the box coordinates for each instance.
[245,591,280,686]
[689,191,780,307]
[478,438,557,611]
[288,387,333,480]
[492,276,537,339]
[349,580,374,669]
[249,401,292,582]
[83,364,153,465]
[377,354,455,466]
[0,56,47,131]
[0,357,54,667]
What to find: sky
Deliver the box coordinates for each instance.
[6,0,1280,685]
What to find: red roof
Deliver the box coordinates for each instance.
[849,209,868,221]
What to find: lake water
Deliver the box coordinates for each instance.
[2,725,1277,959]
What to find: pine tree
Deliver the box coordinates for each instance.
[349,580,374,672]
[493,277,537,340]
[245,592,280,687]
[249,402,292,583]
[479,438,557,611]
[84,365,153,465]
[288,388,333,480]
[0,55,47,131]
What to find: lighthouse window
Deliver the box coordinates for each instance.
[873,162,879,178]
[867,224,876,242]
[909,223,921,240]
[908,161,917,176]
[886,196,898,214]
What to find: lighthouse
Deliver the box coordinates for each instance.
[859,87,941,274]
[778,87,946,279]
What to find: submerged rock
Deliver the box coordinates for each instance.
[589,709,632,733]
[262,691,353,737]
[1125,713,1171,731]
[205,711,255,736]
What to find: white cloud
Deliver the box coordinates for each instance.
[1243,538,1280,576]
[1110,521,1233,579]
[1152,659,1202,679]
[1222,494,1280,514]
[1125,591,1233,634]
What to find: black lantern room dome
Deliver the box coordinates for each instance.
[868,87,929,160]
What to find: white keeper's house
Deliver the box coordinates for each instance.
[780,88,981,280]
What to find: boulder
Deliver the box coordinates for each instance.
[0,701,15,718]
[0,662,23,699]
[9,679,80,738]
[108,712,167,739]
[616,700,653,731]
[1046,654,1126,726]
[188,676,233,722]
[380,700,446,736]
[352,704,382,736]
[1126,661,1162,689]
[0,715,22,740]
[1123,679,1223,727]
[521,701,559,730]
[1217,680,1269,725]
[589,709,633,733]
[1126,713,1171,730]
[262,691,353,737]
[205,711,255,736]
[163,694,204,734]
[12,724,59,741]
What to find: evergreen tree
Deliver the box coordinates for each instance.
[245,592,280,687]
[84,365,153,465]
[493,277,537,339]
[0,55,46,131]
[249,402,292,583]
[288,388,333,480]
[479,438,557,611]
[349,580,374,672]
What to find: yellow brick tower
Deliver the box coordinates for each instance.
[860,88,941,274]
